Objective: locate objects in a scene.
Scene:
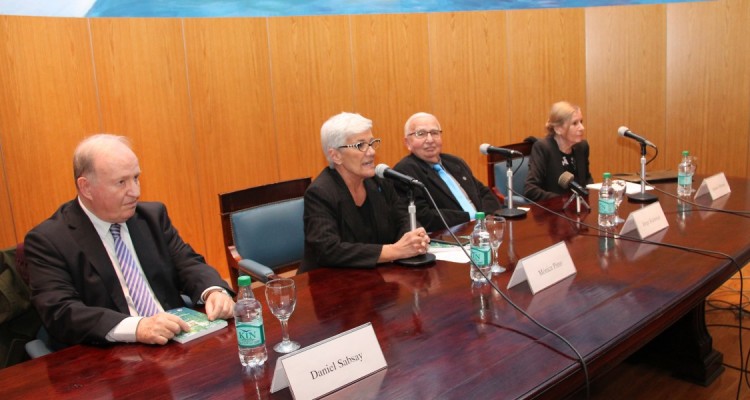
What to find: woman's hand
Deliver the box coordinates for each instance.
[379,227,430,262]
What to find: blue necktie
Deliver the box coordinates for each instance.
[433,164,476,215]
[110,224,159,317]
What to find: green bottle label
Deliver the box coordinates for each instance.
[598,198,615,214]
[678,173,692,186]
[236,320,265,348]
[470,246,491,266]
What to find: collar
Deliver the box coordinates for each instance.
[77,197,129,240]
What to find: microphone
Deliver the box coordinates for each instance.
[558,171,588,196]
[375,164,424,187]
[479,143,523,157]
[618,126,656,148]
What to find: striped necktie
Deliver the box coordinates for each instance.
[433,164,476,215]
[110,224,159,317]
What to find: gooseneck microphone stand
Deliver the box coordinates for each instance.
[497,156,528,219]
[627,142,658,203]
[394,188,435,267]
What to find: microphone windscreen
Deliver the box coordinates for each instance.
[617,126,629,137]
[375,163,389,179]
[558,171,574,189]
[479,143,491,155]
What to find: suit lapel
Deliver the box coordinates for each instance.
[443,157,478,206]
[64,201,130,313]
[127,213,163,300]
[328,169,369,242]
[364,178,390,240]
[411,155,459,207]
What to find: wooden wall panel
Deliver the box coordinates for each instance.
[0,16,99,243]
[428,11,510,184]
[585,5,667,180]
[183,18,277,278]
[89,19,207,255]
[506,8,587,150]
[666,0,750,178]
[350,13,432,169]
[0,157,15,247]
[268,16,355,180]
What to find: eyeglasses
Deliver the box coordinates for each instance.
[338,138,382,152]
[407,129,442,139]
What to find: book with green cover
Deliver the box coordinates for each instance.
[167,307,228,344]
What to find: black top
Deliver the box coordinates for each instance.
[524,136,593,201]
[300,167,411,273]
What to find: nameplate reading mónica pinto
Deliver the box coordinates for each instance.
[270,323,387,400]
[507,241,577,295]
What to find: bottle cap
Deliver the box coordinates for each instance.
[603,172,611,179]
[475,211,485,220]
[682,150,689,156]
[238,275,251,287]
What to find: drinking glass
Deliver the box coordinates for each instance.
[486,216,506,274]
[264,278,300,353]
[611,179,627,224]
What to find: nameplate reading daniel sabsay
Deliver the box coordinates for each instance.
[271,323,387,400]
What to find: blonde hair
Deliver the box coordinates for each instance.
[545,101,580,137]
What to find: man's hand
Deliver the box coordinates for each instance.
[135,312,191,345]
[205,290,235,321]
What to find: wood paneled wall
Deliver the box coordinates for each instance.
[1,0,748,279]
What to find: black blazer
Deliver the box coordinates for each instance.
[300,168,411,273]
[524,136,593,201]
[393,153,502,232]
[24,200,231,345]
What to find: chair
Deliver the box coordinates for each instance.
[219,178,311,290]
[486,139,536,206]
[1,243,44,364]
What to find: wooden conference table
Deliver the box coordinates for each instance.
[2,177,749,399]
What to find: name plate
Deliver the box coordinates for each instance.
[695,172,731,200]
[507,241,576,295]
[270,323,387,400]
[619,201,668,239]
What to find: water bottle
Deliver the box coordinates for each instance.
[470,212,492,282]
[677,150,694,197]
[234,276,268,367]
[598,172,616,228]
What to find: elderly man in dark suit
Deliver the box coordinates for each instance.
[394,112,502,232]
[24,134,234,346]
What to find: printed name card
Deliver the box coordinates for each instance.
[695,172,731,200]
[270,323,387,400]
[507,241,577,295]
[619,201,669,239]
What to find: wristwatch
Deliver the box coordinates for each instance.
[205,287,231,300]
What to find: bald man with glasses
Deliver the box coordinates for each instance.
[394,112,502,232]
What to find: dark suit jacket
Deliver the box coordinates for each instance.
[24,200,231,345]
[393,153,502,232]
[300,168,411,273]
[524,136,593,201]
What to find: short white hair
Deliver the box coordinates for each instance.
[73,134,132,182]
[320,112,373,168]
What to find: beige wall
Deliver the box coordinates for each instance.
[1,0,748,278]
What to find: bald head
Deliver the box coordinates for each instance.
[74,134,141,223]
[403,112,443,164]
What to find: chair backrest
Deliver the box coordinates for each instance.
[219,178,311,288]
[486,140,535,205]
